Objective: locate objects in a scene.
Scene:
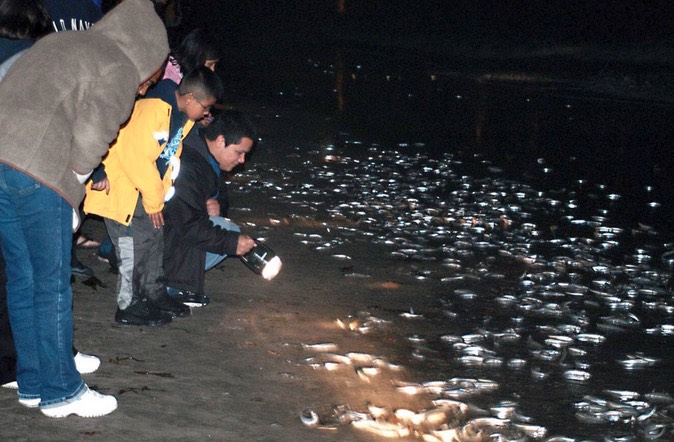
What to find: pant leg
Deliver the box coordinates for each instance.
[105,198,165,307]
[204,216,240,271]
[0,165,84,405]
[131,198,165,302]
[0,249,17,385]
[104,218,134,309]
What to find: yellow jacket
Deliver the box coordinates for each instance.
[84,98,194,225]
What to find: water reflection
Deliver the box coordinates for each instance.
[225,41,674,440]
[335,50,345,112]
[239,137,674,439]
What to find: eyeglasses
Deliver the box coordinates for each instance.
[190,94,212,112]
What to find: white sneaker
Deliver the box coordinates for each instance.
[5,353,99,400]
[41,386,117,418]
[74,352,101,375]
[18,397,40,408]
[2,381,18,389]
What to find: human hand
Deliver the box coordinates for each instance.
[90,177,110,194]
[236,235,256,256]
[206,198,220,217]
[148,211,164,229]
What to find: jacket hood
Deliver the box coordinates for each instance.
[92,0,168,82]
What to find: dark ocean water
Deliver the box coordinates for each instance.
[221,35,674,230]
[215,24,674,440]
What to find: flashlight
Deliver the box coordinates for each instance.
[240,240,282,280]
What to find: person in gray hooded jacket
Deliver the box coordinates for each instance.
[0,0,168,418]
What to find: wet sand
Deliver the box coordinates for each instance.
[0,99,432,442]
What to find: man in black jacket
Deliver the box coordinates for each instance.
[163,110,256,307]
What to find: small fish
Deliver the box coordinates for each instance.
[575,333,606,344]
[643,392,674,404]
[400,308,423,319]
[604,390,640,401]
[563,370,591,382]
[457,355,484,366]
[513,423,547,438]
[366,403,391,420]
[302,343,338,352]
[323,362,343,371]
[617,353,659,369]
[507,358,527,369]
[394,381,425,395]
[351,419,411,437]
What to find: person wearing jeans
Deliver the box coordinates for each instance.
[0,0,168,417]
[0,168,84,407]
[204,217,241,270]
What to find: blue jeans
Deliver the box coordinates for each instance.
[0,164,84,406]
[204,216,240,271]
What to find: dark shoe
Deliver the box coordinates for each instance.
[115,300,172,326]
[72,262,95,278]
[167,288,210,308]
[152,294,191,318]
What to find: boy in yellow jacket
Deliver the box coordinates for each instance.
[84,66,222,326]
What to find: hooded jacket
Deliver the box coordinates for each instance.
[0,0,168,220]
[83,97,195,225]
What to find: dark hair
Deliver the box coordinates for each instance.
[0,0,51,40]
[172,28,220,75]
[177,65,223,103]
[202,110,256,146]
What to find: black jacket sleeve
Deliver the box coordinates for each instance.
[217,174,230,217]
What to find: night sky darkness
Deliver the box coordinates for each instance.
[178,1,674,49]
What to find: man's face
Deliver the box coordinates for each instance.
[210,135,254,172]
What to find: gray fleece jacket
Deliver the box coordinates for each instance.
[0,0,168,220]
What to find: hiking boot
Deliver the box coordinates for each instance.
[167,288,211,308]
[115,299,172,326]
[41,386,117,418]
